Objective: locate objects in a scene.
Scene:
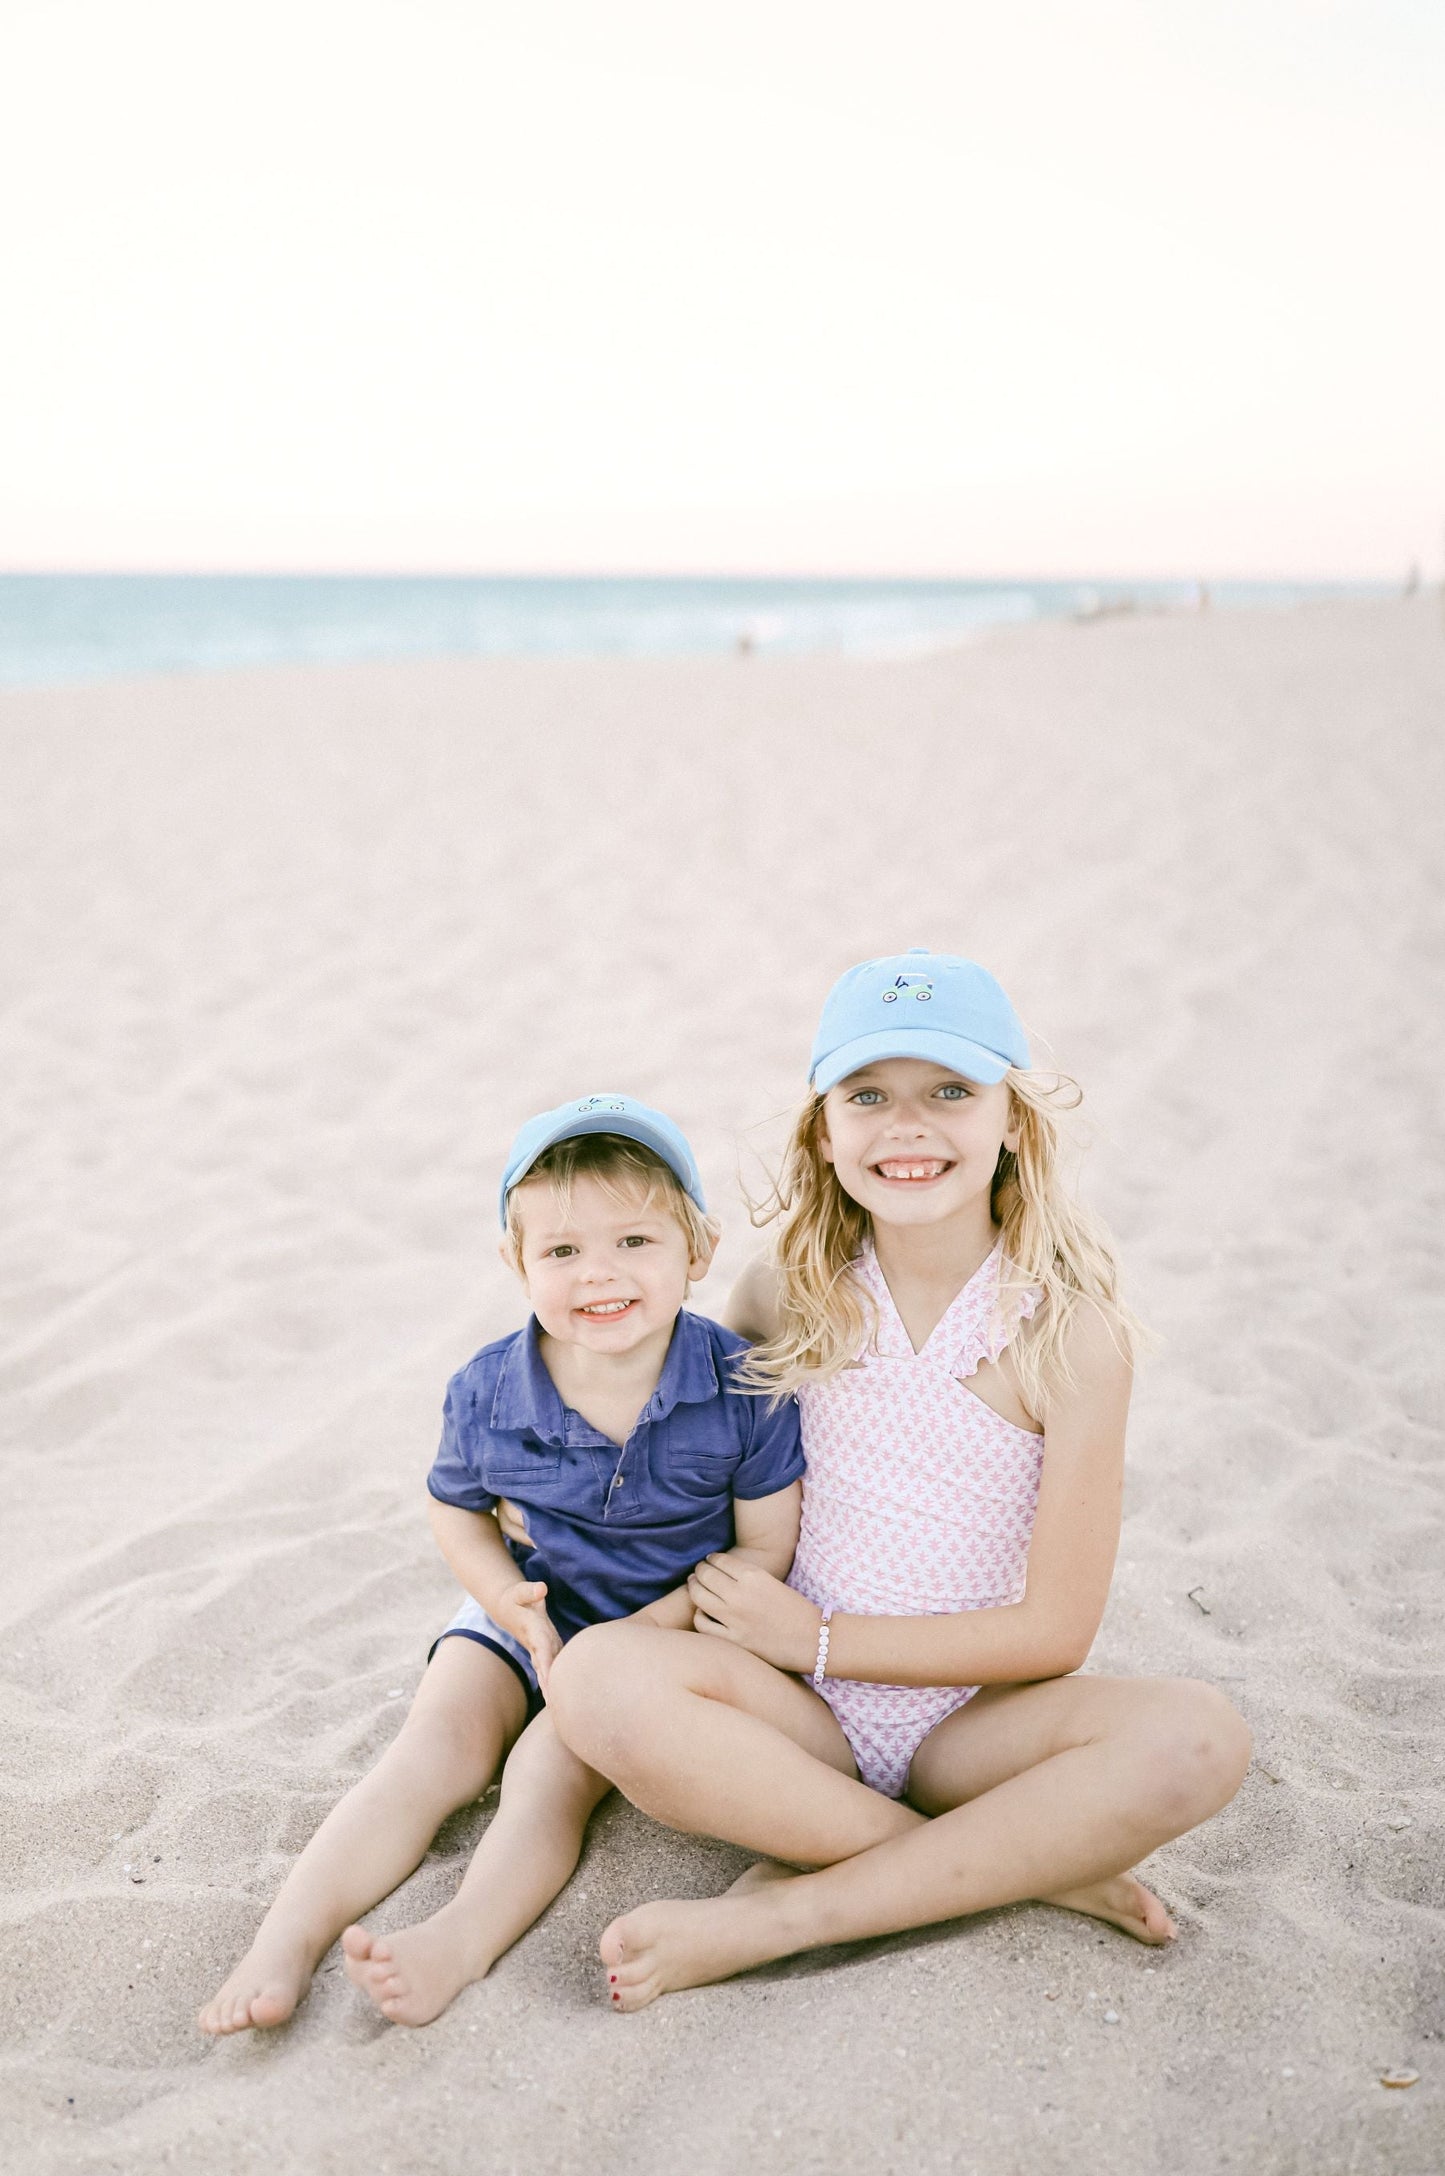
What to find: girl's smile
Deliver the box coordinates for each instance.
[821,1058,1018,1226]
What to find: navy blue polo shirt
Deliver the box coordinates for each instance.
[426,1309,804,1644]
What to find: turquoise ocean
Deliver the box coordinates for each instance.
[0,574,1387,688]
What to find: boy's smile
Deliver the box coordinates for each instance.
[512,1172,710,1360]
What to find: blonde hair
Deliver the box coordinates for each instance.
[738,1070,1138,1419]
[503,1133,719,1272]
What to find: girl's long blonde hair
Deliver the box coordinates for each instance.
[738,1070,1138,1419]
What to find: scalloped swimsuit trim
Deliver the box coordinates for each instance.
[787,1235,1044,1798]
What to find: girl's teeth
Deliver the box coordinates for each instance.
[878,1161,946,1180]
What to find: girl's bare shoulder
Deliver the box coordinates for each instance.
[721,1252,786,1344]
[1041,1295,1135,1439]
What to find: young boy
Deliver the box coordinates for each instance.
[198,1095,803,2034]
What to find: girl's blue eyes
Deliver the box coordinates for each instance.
[849,1085,970,1105]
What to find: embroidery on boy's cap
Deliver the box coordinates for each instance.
[574,1096,627,1113]
[881,973,934,1005]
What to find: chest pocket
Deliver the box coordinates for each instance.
[480,1436,563,1489]
[653,1419,740,1499]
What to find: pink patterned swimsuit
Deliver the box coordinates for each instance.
[787,1238,1044,1798]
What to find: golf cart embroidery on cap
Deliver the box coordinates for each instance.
[574,1096,628,1114]
[880,973,934,1005]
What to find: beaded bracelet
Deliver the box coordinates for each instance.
[812,1606,834,1688]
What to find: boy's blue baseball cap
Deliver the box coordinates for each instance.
[810,950,1029,1092]
[499,1094,707,1226]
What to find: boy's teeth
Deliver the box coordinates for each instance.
[580,1300,631,1315]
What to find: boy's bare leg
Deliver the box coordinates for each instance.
[342,1711,611,2025]
[198,1640,527,2035]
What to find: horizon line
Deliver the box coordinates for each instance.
[0,566,1403,587]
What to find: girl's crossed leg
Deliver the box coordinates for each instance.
[546,1622,1251,2011]
[199,1637,528,2035]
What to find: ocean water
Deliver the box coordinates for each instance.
[0,574,1387,689]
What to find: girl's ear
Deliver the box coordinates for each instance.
[817,1108,836,1165]
[1002,1091,1023,1158]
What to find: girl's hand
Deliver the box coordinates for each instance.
[687,1556,822,1674]
[492,1578,563,1695]
[494,1498,533,1549]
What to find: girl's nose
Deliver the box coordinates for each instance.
[885,1109,929,1136]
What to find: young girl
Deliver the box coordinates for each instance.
[544,950,1252,2010]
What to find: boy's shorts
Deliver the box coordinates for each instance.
[429,1596,545,1721]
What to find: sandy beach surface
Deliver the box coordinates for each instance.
[2,599,1441,2175]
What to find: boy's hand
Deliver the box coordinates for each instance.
[687,1555,822,1674]
[492,1579,563,1695]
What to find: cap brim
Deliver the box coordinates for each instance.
[811,1028,1015,1093]
[500,1113,706,1225]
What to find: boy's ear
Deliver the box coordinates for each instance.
[499,1237,525,1279]
[688,1228,720,1283]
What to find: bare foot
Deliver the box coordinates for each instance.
[601,1894,789,2012]
[341,1908,491,2027]
[198,1932,315,2035]
[1041,1871,1177,1944]
[725,1859,798,1897]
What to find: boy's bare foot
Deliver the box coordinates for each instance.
[1041,1872,1176,1944]
[198,1932,316,2035]
[341,1907,491,2027]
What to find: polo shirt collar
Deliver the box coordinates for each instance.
[489,1310,720,1444]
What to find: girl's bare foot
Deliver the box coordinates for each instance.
[341,1908,491,2027]
[601,1894,787,2012]
[198,1932,316,2035]
[725,1859,798,1896]
[1041,1871,1176,1944]
[600,1867,1175,2014]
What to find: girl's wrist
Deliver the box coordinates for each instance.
[809,1604,834,1685]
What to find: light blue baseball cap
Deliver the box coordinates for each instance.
[498,1093,707,1226]
[810,950,1030,1092]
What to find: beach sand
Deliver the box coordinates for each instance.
[2,599,1441,2174]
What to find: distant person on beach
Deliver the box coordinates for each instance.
[541,953,1253,2008]
[198,1097,803,2034]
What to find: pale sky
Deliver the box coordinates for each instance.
[2,0,1441,577]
